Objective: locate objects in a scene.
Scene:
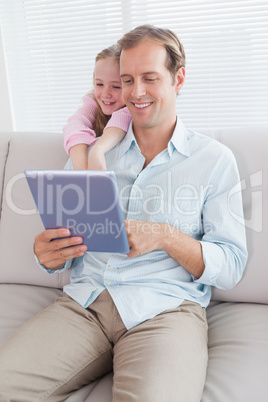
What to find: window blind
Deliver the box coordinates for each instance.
[0,0,267,132]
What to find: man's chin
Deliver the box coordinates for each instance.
[132,120,155,132]
[131,113,154,127]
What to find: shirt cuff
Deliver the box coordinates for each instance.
[192,241,224,286]
[34,253,73,274]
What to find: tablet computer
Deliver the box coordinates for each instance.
[25,169,130,253]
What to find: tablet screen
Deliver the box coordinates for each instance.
[25,169,130,253]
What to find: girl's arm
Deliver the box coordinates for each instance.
[69,144,88,170]
[87,128,126,170]
[87,107,132,170]
[63,94,98,169]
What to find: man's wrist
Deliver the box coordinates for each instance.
[154,223,171,250]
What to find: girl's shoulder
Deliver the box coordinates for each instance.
[82,91,97,106]
[116,106,131,116]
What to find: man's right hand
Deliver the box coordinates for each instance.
[34,229,87,270]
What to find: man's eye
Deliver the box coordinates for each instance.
[146,78,156,82]
[123,79,132,84]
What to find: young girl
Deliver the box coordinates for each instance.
[63,44,132,170]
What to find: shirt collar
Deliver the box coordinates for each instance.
[117,116,190,159]
[168,117,190,158]
[117,122,140,158]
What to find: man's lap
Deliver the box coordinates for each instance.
[0,294,113,401]
[113,299,208,402]
[0,292,208,402]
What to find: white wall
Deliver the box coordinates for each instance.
[0,28,13,132]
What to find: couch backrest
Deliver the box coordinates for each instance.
[0,128,267,303]
[0,132,70,288]
[0,133,11,221]
[198,127,268,303]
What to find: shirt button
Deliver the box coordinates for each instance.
[133,166,139,171]
[110,266,114,270]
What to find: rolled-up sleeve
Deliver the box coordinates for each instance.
[196,149,248,289]
[63,94,98,154]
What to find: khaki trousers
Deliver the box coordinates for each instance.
[0,290,208,402]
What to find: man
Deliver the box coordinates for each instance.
[0,25,247,401]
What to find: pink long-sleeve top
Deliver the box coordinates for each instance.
[63,94,132,155]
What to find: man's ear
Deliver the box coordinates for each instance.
[175,67,186,93]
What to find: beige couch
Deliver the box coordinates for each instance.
[0,128,267,401]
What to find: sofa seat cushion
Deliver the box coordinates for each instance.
[1,286,267,402]
[0,284,63,344]
[202,301,268,402]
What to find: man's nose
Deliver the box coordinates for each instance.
[131,80,146,99]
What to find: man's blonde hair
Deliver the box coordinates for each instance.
[118,24,185,83]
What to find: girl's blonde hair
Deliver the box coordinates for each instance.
[93,44,121,137]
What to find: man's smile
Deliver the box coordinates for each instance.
[132,102,153,109]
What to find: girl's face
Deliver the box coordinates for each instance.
[94,57,125,115]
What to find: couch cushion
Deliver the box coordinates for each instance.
[199,127,268,304]
[0,132,11,219]
[202,301,268,402]
[0,132,71,288]
[0,284,63,344]
[83,374,113,402]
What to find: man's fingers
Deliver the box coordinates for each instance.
[35,230,83,253]
[39,228,71,242]
[56,244,87,261]
[38,244,87,269]
[35,229,70,252]
[50,236,84,251]
[34,228,87,270]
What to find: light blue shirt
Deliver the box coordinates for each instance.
[39,118,247,330]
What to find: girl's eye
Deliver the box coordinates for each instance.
[96,83,103,87]
[113,86,121,89]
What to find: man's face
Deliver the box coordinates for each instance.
[120,38,185,133]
